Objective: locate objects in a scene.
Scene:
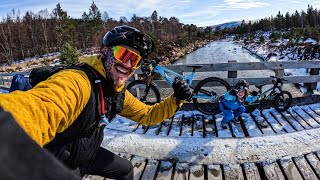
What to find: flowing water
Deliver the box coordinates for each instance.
[174,39,304,97]
[174,39,274,79]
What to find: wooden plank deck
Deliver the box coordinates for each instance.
[84,104,320,180]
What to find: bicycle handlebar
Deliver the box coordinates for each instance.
[270,76,287,81]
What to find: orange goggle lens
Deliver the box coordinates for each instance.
[112,46,142,69]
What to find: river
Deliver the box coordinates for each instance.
[174,39,274,79]
[174,39,304,97]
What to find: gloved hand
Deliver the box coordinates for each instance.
[251,91,259,96]
[172,77,192,102]
[229,89,237,96]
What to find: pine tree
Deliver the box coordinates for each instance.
[60,42,78,65]
[52,3,75,50]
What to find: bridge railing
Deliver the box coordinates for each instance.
[133,60,320,91]
[0,71,29,90]
[0,60,319,91]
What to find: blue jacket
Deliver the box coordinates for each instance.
[220,90,258,111]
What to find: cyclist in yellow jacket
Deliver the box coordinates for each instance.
[0,25,192,179]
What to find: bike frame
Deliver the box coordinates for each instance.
[152,65,215,100]
[247,86,279,106]
[153,65,195,86]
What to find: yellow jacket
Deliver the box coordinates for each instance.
[0,56,181,147]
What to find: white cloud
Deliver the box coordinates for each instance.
[0,0,318,27]
[314,1,320,8]
[224,0,270,9]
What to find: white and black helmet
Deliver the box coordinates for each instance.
[235,79,249,90]
[102,25,155,58]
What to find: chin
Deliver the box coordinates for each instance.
[114,80,125,88]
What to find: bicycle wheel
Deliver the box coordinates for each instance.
[127,80,161,105]
[193,77,231,115]
[273,91,292,112]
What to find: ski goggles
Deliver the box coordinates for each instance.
[112,46,143,69]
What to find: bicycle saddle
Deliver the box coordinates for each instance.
[254,84,266,90]
[187,65,203,69]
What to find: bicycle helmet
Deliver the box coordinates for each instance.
[235,79,249,90]
[102,25,155,58]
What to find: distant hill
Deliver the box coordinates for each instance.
[210,21,241,30]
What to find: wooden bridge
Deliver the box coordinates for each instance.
[1,61,320,180]
[96,104,320,180]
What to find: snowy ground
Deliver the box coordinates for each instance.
[102,103,320,165]
[242,37,320,91]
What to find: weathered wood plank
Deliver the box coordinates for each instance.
[141,160,159,180]
[143,75,320,88]
[180,115,193,137]
[192,115,206,138]
[189,165,204,180]
[135,61,320,73]
[215,114,233,138]
[287,108,312,129]
[223,164,244,180]
[251,110,275,135]
[262,161,286,180]
[174,163,189,180]
[292,106,320,128]
[279,158,303,180]
[134,123,146,134]
[143,124,161,135]
[293,156,318,180]
[269,110,295,132]
[261,109,286,134]
[278,111,304,131]
[158,118,173,136]
[308,104,320,116]
[243,163,261,180]
[300,105,320,124]
[207,165,223,180]
[305,153,320,178]
[167,114,183,137]
[156,161,174,180]
[230,121,245,137]
[204,115,217,137]
[241,113,263,137]
[0,71,29,76]
[131,156,147,180]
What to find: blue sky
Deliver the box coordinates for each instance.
[0,0,319,27]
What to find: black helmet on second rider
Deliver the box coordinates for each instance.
[235,79,249,90]
[102,25,155,59]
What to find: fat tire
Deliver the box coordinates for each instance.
[193,77,231,115]
[274,91,292,112]
[127,80,161,105]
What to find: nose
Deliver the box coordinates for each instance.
[122,59,132,68]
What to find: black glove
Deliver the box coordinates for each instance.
[251,91,259,96]
[229,89,237,96]
[172,77,192,101]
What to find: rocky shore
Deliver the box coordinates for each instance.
[155,40,209,65]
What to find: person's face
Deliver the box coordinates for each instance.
[107,46,142,89]
[237,89,245,99]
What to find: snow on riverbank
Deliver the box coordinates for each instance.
[241,36,320,91]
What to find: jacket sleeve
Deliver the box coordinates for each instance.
[0,69,91,147]
[119,90,182,125]
[245,95,258,103]
[224,91,237,101]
